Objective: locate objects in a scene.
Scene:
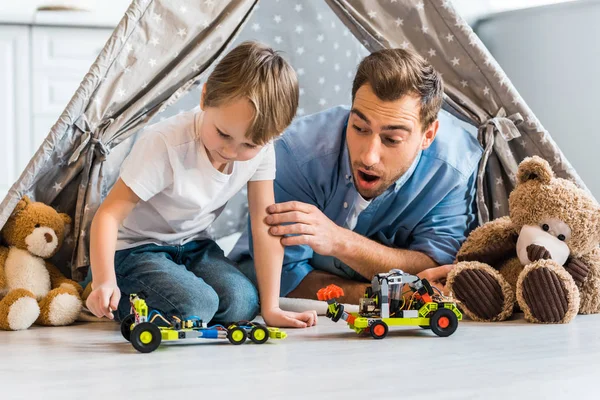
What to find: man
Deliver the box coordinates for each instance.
[233,48,483,303]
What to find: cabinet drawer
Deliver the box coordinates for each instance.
[33,71,83,116]
[32,26,112,71]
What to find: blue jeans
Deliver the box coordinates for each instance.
[82,240,259,324]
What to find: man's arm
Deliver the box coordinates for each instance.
[269,170,477,280]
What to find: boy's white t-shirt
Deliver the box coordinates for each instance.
[116,106,275,251]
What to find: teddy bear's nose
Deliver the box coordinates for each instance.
[44,233,53,243]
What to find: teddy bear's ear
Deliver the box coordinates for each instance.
[60,213,72,237]
[517,156,554,185]
[12,195,32,215]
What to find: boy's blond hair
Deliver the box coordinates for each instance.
[203,41,299,145]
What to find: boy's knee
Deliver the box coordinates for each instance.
[216,277,259,323]
[180,288,220,321]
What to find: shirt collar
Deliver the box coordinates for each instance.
[341,116,423,193]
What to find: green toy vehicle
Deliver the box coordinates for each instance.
[121,293,287,353]
[317,269,461,338]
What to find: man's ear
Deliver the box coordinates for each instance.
[420,119,439,150]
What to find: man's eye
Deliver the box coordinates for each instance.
[384,138,401,145]
[353,125,367,133]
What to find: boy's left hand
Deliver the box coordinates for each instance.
[262,306,318,328]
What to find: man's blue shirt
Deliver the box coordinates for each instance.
[236,106,483,296]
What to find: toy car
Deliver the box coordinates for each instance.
[121,293,287,353]
[317,269,462,338]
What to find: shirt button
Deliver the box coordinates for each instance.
[343,202,348,209]
[345,174,351,180]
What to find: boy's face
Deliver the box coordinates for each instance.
[346,84,439,199]
[200,88,263,166]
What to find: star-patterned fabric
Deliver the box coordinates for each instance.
[0,0,589,280]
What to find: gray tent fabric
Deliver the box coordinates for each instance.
[0,0,592,281]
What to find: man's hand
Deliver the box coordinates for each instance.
[266,201,344,256]
[261,306,318,328]
[417,264,454,295]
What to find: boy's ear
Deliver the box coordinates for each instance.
[200,83,207,110]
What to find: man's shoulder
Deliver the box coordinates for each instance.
[423,110,483,182]
[277,106,350,166]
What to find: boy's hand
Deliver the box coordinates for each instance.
[86,281,121,320]
[262,306,318,328]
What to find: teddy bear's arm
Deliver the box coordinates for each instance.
[0,246,8,288]
[565,249,599,287]
[45,262,83,294]
[456,216,519,267]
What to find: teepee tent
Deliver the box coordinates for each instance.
[0,0,590,280]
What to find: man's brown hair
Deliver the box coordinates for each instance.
[351,48,443,131]
[203,41,299,145]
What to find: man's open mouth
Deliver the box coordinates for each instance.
[358,170,380,183]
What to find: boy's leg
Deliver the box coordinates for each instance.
[113,245,219,322]
[183,240,259,324]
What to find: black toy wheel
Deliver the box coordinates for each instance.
[331,304,344,322]
[369,320,389,339]
[228,326,248,345]
[120,314,136,342]
[249,324,269,344]
[131,322,162,353]
[430,308,459,337]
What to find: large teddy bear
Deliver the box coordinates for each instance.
[447,156,600,324]
[0,196,82,330]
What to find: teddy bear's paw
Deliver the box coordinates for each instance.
[37,289,82,326]
[448,262,515,322]
[517,260,580,324]
[0,289,40,331]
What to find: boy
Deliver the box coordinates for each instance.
[85,41,317,328]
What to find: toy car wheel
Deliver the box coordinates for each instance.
[120,314,136,342]
[131,322,162,353]
[249,325,269,344]
[430,308,459,337]
[369,320,388,339]
[228,326,248,345]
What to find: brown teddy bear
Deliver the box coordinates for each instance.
[0,196,83,330]
[447,156,600,324]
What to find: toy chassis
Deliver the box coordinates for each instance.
[121,294,286,353]
[317,269,462,338]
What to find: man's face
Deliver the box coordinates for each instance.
[346,84,439,199]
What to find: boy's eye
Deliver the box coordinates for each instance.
[217,130,230,139]
[244,143,258,149]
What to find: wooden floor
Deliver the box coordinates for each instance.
[2,314,600,400]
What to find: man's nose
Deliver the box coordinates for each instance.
[361,137,381,167]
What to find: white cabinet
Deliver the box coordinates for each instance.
[0,24,112,199]
[0,26,30,199]
[31,26,111,146]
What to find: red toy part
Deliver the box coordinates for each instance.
[317,284,345,301]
